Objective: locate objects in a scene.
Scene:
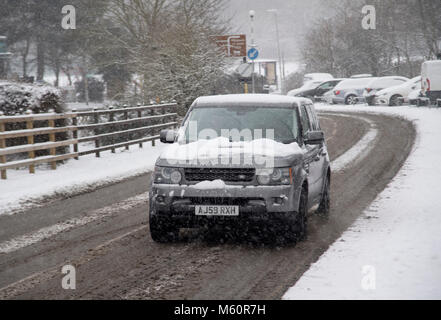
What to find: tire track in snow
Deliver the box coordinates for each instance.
[0,192,149,254]
[322,113,378,172]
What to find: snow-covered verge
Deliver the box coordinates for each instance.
[284,104,441,300]
[0,143,166,216]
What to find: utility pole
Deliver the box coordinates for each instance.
[249,10,256,94]
[267,9,283,91]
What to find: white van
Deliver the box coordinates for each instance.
[421,61,441,103]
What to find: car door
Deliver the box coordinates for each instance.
[306,104,327,201]
[300,105,321,205]
[315,81,335,97]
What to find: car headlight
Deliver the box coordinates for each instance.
[154,166,182,184]
[257,168,292,185]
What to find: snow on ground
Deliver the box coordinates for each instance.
[0,143,166,216]
[284,104,441,300]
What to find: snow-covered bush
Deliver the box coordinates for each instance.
[0,81,67,115]
[0,81,68,159]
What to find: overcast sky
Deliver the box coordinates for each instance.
[224,0,331,62]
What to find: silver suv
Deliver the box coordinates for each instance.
[150,94,331,243]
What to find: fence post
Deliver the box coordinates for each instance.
[124,104,129,150]
[26,110,35,174]
[151,107,156,147]
[0,112,6,179]
[137,105,143,148]
[72,109,79,160]
[48,115,57,170]
[93,108,100,158]
[109,106,116,153]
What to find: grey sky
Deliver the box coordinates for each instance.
[224,0,331,61]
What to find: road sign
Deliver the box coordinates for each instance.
[213,34,247,57]
[247,48,259,60]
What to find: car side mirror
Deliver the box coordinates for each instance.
[160,129,176,144]
[304,131,325,145]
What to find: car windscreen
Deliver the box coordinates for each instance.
[180,106,300,144]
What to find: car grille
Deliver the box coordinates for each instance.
[187,197,262,206]
[184,168,255,182]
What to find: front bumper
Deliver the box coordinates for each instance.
[150,184,300,226]
[375,96,389,105]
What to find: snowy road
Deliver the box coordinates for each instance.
[0,112,415,299]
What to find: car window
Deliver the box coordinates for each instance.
[182,106,300,144]
[318,82,334,90]
[300,105,312,136]
[306,105,320,130]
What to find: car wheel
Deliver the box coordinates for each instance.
[345,94,357,105]
[150,216,179,243]
[293,186,308,242]
[389,94,403,106]
[316,174,330,216]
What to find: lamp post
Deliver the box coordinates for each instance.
[249,10,256,93]
[436,37,441,60]
[267,9,283,91]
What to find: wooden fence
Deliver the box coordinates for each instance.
[0,103,178,180]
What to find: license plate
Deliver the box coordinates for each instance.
[195,205,239,216]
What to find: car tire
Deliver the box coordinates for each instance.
[293,187,308,242]
[316,174,330,216]
[389,94,403,106]
[149,215,179,243]
[345,94,357,105]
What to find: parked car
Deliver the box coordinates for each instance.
[150,94,331,243]
[363,76,409,105]
[374,76,421,106]
[322,89,335,104]
[332,77,377,105]
[421,60,441,104]
[303,73,334,84]
[287,80,324,97]
[293,79,344,101]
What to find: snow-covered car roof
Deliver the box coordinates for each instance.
[334,78,378,90]
[304,73,334,81]
[376,76,421,96]
[194,94,311,108]
[287,80,324,96]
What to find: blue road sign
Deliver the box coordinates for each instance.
[247,48,259,60]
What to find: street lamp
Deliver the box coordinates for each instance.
[267,9,283,91]
[249,10,256,93]
[436,37,441,60]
